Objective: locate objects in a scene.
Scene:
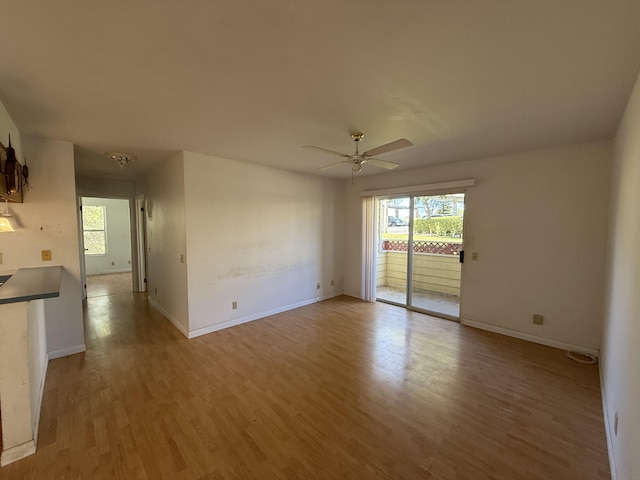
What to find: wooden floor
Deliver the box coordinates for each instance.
[86,272,133,298]
[2,294,610,479]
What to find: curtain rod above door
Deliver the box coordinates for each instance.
[360,179,475,198]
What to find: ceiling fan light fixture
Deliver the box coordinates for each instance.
[106,152,137,169]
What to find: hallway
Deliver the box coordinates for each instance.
[86,272,133,298]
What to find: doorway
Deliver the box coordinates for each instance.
[80,197,133,298]
[376,193,465,319]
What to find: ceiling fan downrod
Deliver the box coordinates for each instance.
[350,132,364,156]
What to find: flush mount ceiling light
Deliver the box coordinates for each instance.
[106,152,136,170]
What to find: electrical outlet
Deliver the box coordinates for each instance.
[331,279,334,286]
[154,287,158,295]
[0,252,3,264]
[614,412,619,436]
[111,261,115,266]
[316,282,321,290]
[472,252,478,261]
[232,301,238,310]
[180,254,185,263]
[41,250,52,261]
[533,314,544,325]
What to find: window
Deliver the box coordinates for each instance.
[83,205,107,255]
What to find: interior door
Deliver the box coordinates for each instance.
[135,195,147,292]
[77,197,88,299]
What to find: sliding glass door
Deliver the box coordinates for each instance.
[376,197,411,306]
[376,193,465,320]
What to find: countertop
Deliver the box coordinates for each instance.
[0,266,62,305]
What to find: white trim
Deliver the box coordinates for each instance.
[87,268,133,275]
[187,293,342,339]
[48,344,86,360]
[460,318,600,357]
[77,196,88,300]
[150,293,343,340]
[135,195,147,293]
[362,197,377,302]
[32,353,49,445]
[343,290,363,300]
[148,297,189,338]
[360,179,476,198]
[0,440,36,467]
[599,365,618,480]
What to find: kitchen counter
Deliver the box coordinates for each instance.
[0,265,61,304]
[0,265,61,466]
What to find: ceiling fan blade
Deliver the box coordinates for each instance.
[318,160,350,171]
[366,158,400,170]
[363,138,413,157]
[303,145,350,157]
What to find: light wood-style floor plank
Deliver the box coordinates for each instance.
[1,294,609,479]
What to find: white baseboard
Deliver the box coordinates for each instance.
[599,364,618,480]
[48,344,86,360]
[187,293,342,339]
[148,297,189,338]
[460,318,600,357]
[343,290,363,300]
[0,440,36,467]
[88,268,133,275]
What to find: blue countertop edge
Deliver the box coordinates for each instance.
[0,266,62,305]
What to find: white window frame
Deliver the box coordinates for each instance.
[83,205,108,256]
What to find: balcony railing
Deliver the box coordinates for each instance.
[377,241,462,297]
[380,240,462,256]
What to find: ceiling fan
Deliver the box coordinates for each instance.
[304,133,412,172]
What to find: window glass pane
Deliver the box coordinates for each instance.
[84,231,106,255]
[83,206,105,230]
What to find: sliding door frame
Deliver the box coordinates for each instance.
[366,179,475,321]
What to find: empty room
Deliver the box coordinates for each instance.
[0,2,638,479]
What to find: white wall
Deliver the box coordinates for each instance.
[182,152,344,336]
[17,135,85,356]
[601,73,640,480]
[27,299,47,438]
[0,128,85,357]
[139,152,189,333]
[75,175,137,199]
[82,197,132,275]
[0,101,21,169]
[344,142,611,352]
[0,104,85,357]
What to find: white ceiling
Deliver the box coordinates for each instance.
[1,1,639,180]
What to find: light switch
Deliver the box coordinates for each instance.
[42,250,52,261]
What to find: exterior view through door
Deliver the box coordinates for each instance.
[376,194,464,319]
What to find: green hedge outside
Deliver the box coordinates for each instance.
[413,216,463,237]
